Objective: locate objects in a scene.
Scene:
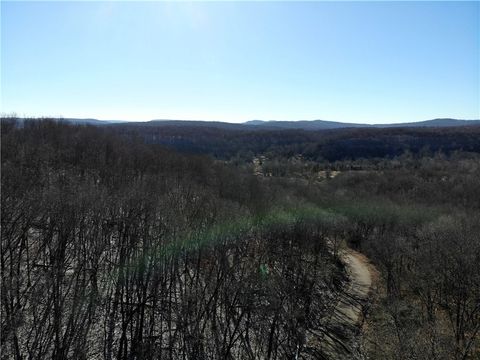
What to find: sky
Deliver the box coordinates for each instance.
[1,1,479,124]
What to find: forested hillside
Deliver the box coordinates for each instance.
[2,118,479,359]
[111,122,480,162]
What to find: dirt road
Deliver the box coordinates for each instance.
[311,248,377,359]
[338,249,374,325]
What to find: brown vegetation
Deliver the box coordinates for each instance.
[2,118,479,359]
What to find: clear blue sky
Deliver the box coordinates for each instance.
[1,1,479,123]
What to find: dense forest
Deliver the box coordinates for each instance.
[111,122,480,162]
[2,118,480,359]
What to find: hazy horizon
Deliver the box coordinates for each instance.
[2,1,479,123]
[3,114,480,125]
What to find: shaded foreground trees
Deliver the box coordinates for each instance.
[1,120,346,359]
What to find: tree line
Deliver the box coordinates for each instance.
[109,122,480,162]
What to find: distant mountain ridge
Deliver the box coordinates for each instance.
[244,118,480,130]
[14,117,480,130]
[244,119,366,130]
[64,118,127,125]
[377,118,480,128]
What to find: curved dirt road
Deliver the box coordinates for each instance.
[315,248,377,359]
[338,249,374,325]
